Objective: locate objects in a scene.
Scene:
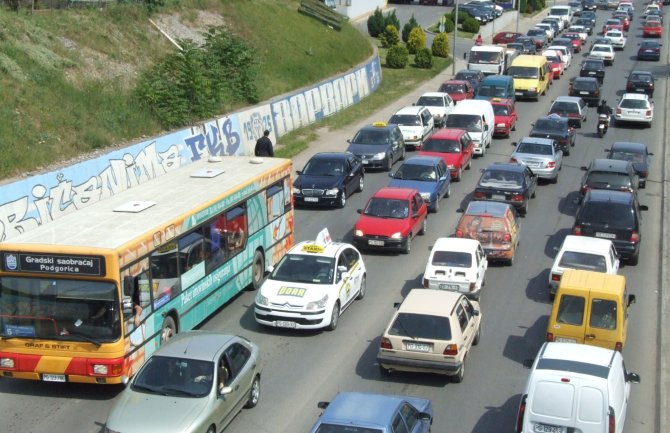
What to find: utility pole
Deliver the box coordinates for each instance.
[452,0,459,75]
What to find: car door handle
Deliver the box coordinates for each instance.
[585,334,596,339]
[234,384,240,391]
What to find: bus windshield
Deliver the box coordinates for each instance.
[0,277,119,343]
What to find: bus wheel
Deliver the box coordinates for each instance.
[251,250,265,291]
[161,316,176,344]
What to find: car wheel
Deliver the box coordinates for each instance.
[432,198,439,214]
[456,167,463,181]
[551,174,559,184]
[445,183,451,198]
[326,302,340,331]
[385,156,393,172]
[466,158,472,170]
[531,189,536,198]
[206,426,216,433]
[357,175,364,193]
[419,217,427,235]
[521,200,529,215]
[356,274,366,300]
[251,250,265,291]
[160,316,177,344]
[452,361,465,383]
[507,252,515,267]
[629,252,639,266]
[337,190,346,209]
[473,323,482,346]
[244,375,261,408]
[402,236,411,254]
[400,147,406,161]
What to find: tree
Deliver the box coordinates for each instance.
[415,47,433,69]
[406,27,426,55]
[367,7,385,37]
[432,32,450,58]
[386,45,409,69]
[384,10,400,32]
[380,24,401,48]
[402,14,420,43]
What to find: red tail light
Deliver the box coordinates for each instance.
[423,278,429,288]
[380,337,392,350]
[630,230,639,243]
[546,332,554,341]
[551,273,561,282]
[616,108,622,115]
[615,342,623,352]
[512,194,523,202]
[455,229,464,238]
[510,157,518,163]
[444,344,458,356]
[608,407,616,433]
[516,395,527,433]
[546,161,556,169]
[573,226,582,236]
[474,191,486,199]
[504,233,512,242]
[646,110,652,116]
[581,184,589,195]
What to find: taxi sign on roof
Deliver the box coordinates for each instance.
[372,121,387,127]
[301,228,332,253]
[491,98,502,102]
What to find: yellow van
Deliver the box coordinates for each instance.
[546,269,635,351]
[508,55,552,100]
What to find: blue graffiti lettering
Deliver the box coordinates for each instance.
[222,118,240,155]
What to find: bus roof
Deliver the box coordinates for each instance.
[1,156,291,251]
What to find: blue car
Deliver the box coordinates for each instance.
[308,392,433,433]
[388,156,451,213]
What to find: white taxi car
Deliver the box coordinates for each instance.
[422,237,488,300]
[254,229,366,331]
[388,105,435,150]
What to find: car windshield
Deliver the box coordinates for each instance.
[507,43,524,51]
[432,251,473,268]
[552,102,580,113]
[508,66,539,79]
[528,29,544,36]
[417,96,444,107]
[351,129,390,145]
[363,197,409,219]
[583,61,602,70]
[620,99,649,109]
[573,80,597,90]
[132,356,213,398]
[492,105,510,116]
[455,72,478,81]
[479,169,523,189]
[270,253,335,284]
[630,74,652,82]
[558,251,608,272]
[389,312,452,340]
[640,42,658,48]
[315,425,382,433]
[389,114,421,126]
[610,150,644,163]
[469,51,502,64]
[545,55,560,63]
[393,163,438,181]
[580,202,635,227]
[477,85,508,97]
[440,83,465,93]
[587,172,632,189]
[517,142,552,155]
[302,158,345,176]
[534,118,565,131]
[445,114,483,132]
[422,137,461,153]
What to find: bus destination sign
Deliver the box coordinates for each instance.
[2,252,105,276]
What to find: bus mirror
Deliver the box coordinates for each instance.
[122,296,134,316]
[123,275,134,296]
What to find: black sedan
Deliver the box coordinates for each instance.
[637,40,662,61]
[530,114,576,156]
[515,36,538,54]
[605,142,653,188]
[626,70,655,97]
[347,122,405,171]
[579,158,639,200]
[569,77,601,107]
[473,162,538,215]
[579,58,605,84]
[454,69,485,93]
[293,152,364,208]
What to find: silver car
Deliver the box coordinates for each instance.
[105,332,262,433]
[510,137,562,183]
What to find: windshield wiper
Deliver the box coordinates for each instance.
[132,383,163,394]
[57,332,102,347]
[161,386,200,397]
[395,318,416,340]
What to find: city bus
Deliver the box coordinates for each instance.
[0,156,294,384]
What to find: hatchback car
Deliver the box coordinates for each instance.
[377,289,482,382]
[474,162,538,214]
[354,187,428,254]
[516,36,538,54]
[388,106,435,150]
[530,114,576,155]
[637,40,662,61]
[255,230,366,330]
[542,49,565,78]
[438,79,475,103]
[526,28,547,48]
[422,237,488,300]
[606,142,653,188]
[625,71,655,97]
[567,25,587,42]
[388,156,451,213]
[507,42,532,55]
[579,158,639,199]
[615,93,653,127]
[579,57,605,83]
[547,43,572,69]
[492,31,522,44]
[574,18,594,34]
[416,92,455,128]
[105,331,262,433]
[455,201,521,265]
[643,18,663,37]
[308,392,433,433]
[454,69,485,92]
[293,152,364,208]
[568,77,601,107]
[346,122,405,171]
[589,44,615,65]
[510,137,562,183]
[490,98,518,138]
[418,128,474,181]
[604,29,626,49]
[562,32,583,52]
[548,96,588,128]
[573,190,647,264]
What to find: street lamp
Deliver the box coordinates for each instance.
[516,0,520,33]
[452,0,459,75]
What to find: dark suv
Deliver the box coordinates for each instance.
[530,115,576,155]
[569,77,601,106]
[573,189,648,265]
[580,58,605,84]
[579,158,639,200]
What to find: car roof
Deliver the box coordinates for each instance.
[430,128,467,139]
[420,92,449,98]
[554,96,582,103]
[401,155,442,166]
[465,200,513,217]
[584,188,635,204]
[519,136,554,146]
[311,152,352,161]
[394,105,426,115]
[432,237,480,252]
[321,392,429,427]
[590,158,631,172]
[611,141,646,152]
[399,289,461,315]
[372,186,417,200]
[621,93,649,100]
[539,342,617,368]
[560,235,613,254]
[154,331,236,361]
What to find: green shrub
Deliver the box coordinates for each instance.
[449,10,470,25]
[367,7,385,37]
[406,27,426,55]
[384,10,400,32]
[462,17,480,34]
[380,24,401,48]
[386,44,409,69]
[431,32,450,57]
[414,47,433,69]
[444,17,455,33]
[402,14,420,43]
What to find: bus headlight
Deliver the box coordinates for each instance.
[307,294,328,310]
[256,292,269,306]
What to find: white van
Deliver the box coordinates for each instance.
[549,5,573,27]
[517,342,640,433]
[444,99,494,156]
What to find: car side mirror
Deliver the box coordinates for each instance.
[640,205,649,211]
[648,152,654,156]
[604,148,610,152]
[511,142,518,146]
[580,166,588,171]
[388,172,394,178]
[522,359,534,369]
[357,209,363,214]
[317,401,330,410]
[626,372,641,384]
[346,139,351,144]
[439,176,448,182]
[472,309,480,316]
[456,208,464,213]
[296,170,302,175]
[393,302,401,309]
[627,294,636,307]
[412,212,420,219]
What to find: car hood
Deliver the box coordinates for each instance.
[347,143,389,156]
[106,389,209,433]
[260,279,335,305]
[294,175,342,190]
[389,178,439,195]
[355,214,409,236]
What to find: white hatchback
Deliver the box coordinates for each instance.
[605,29,627,49]
[388,105,435,150]
[422,237,488,300]
[615,93,653,127]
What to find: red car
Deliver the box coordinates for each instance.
[418,128,474,180]
[490,98,518,138]
[492,31,522,44]
[612,12,630,30]
[543,49,565,78]
[353,187,428,254]
[438,80,474,103]
[643,20,663,37]
[562,33,583,53]
[602,22,623,34]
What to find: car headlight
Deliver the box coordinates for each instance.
[325,188,339,196]
[390,232,403,239]
[496,123,506,128]
[256,292,269,306]
[373,152,386,160]
[306,294,329,310]
[447,164,455,170]
[292,187,301,195]
[420,192,431,201]
[354,229,364,237]
[528,87,537,92]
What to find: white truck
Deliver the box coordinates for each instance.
[467,45,518,76]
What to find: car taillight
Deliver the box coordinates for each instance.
[608,407,616,433]
[551,273,561,282]
[640,171,648,178]
[455,229,463,238]
[516,395,527,433]
[581,184,589,194]
[615,342,623,352]
[646,110,652,116]
[546,161,556,169]
[469,282,476,291]
[546,332,554,341]
[512,194,523,202]
[443,344,458,356]
[631,230,639,243]
[423,278,429,288]
[504,233,511,242]
[380,337,392,350]
[510,157,518,163]
[573,225,582,236]
[474,191,486,199]
[616,108,622,115]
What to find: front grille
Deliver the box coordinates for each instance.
[301,189,325,197]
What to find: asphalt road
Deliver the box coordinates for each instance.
[0,4,665,433]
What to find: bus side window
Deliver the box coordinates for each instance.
[120,260,151,329]
[224,205,248,257]
[267,182,284,222]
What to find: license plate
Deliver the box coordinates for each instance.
[439,283,460,290]
[588,71,596,74]
[42,374,66,382]
[580,91,589,95]
[406,342,431,352]
[527,163,540,168]
[515,91,523,96]
[304,197,319,203]
[492,194,506,200]
[645,49,654,53]
[362,160,369,164]
[534,423,566,433]
[368,240,385,246]
[275,321,297,328]
[595,232,616,239]
[636,88,644,92]
[555,337,577,343]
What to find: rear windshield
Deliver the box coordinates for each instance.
[620,99,649,109]
[479,169,523,189]
[557,294,585,325]
[517,142,552,155]
[610,150,644,163]
[422,137,461,153]
[589,298,617,330]
[586,172,633,190]
[389,114,420,126]
[534,118,565,131]
[389,312,452,340]
[492,104,510,116]
[315,425,382,433]
[629,74,652,83]
[558,251,607,272]
[432,251,473,268]
[445,114,483,132]
[417,96,444,107]
[551,101,580,113]
[579,201,635,227]
[583,60,602,70]
[477,85,508,98]
[573,80,597,90]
